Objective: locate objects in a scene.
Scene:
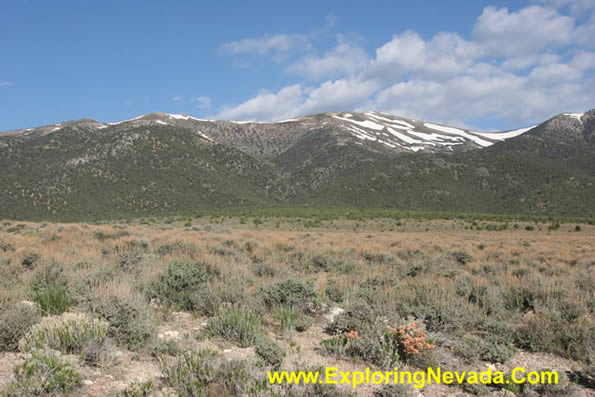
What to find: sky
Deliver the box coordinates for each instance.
[1,0,594,132]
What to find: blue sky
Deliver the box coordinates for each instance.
[1,0,594,131]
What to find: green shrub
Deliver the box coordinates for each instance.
[275,306,297,336]
[94,230,130,241]
[32,284,75,316]
[111,380,155,397]
[30,264,76,315]
[151,338,181,357]
[260,279,320,313]
[450,251,473,265]
[325,279,344,303]
[205,306,260,347]
[455,333,515,363]
[361,251,397,265]
[0,303,40,352]
[86,288,156,351]
[159,349,264,396]
[327,299,378,335]
[320,335,348,357]
[150,261,218,311]
[19,312,113,364]
[21,252,40,269]
[0,239,15,252]
[251,262,276,277]
[3,349,82,396]
[155,241,198,257]
[190,278,252,317]
[294,315,313,332]
[514,311,593,362]
[344,323,402,369]
[525,225,535,231]
[254,336,285,368]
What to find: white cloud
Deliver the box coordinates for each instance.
[372,74,592,126]
[216,79,377,121]
[217,85,304,121]
[1,81,13,87]
[172,96,184,102]
[299,79,378,115]
[192,96,212,110]
[473,6,574,56]
[571,51,595,70]
[285,37,368,80]
[220,34,309,56]
[528,63,583,82]
[367,31,480,82]
[215,4,595,127]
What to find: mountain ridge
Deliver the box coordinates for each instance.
[0,109,593,220]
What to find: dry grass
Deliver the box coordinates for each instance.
[0,218,593,396]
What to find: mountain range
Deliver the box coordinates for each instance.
[1,110,593,220]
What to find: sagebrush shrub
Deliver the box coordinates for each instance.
[455,333,515,363]
[0,303,40,352]
[450,251,473,265]
[190,277,252,317]
[111,380,155,397]
[155,241,198,257]
[150,261,218,311]
[260,279,320,313]
[86,285,156,351]
[3,349,82,396]
[19,312,114,364]
[21,252,40,269]
[159,349,261,396]
[205,306,260,347]
[254,336,285,368]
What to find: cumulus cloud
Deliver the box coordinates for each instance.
[217,85,304,121]
[285,37,369,80]
[216,79,377,121]
[473,6,574,56]
[366,31,481,82]
[215,4,595,127]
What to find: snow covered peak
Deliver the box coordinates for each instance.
[329,111,536,152]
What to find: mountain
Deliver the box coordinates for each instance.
[0,110,593,220]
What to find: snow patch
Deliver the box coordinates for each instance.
[367,113,415,129]
[563,113,583,120]
[155,120,168,125]
[470,126,536,140]
[333,115,385,130]
[424,123,492,147]
[109,115,144,125]
[196,130,213,141]
[387,127,423,145]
